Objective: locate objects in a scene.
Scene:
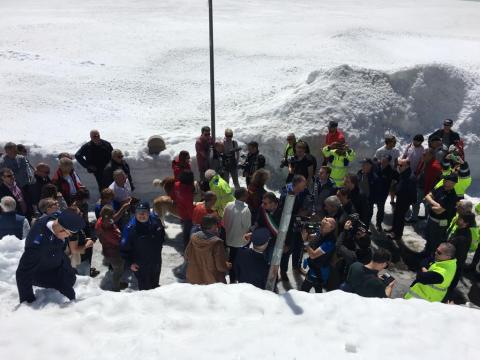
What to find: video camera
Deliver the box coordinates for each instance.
[293,216,321,234]
[346,213,370,236]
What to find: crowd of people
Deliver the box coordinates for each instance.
[1,119,479,305]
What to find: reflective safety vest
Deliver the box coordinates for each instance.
[322,146,356,187]
[447,213,479,252]
[209,175,235,217]
[285,144,295,158]
[434,176,471,198]
[476,203,480,215]
[404,259,457,302]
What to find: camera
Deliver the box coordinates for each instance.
[347,213,370,235]
[381,273,395,286]
[293,216,321,234]
[238,153,248,170]
[280,156,295,168]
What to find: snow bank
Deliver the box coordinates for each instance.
[239,64,480,188]
[1,233,479,360]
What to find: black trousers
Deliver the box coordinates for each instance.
[228,247,240,283]
[301,276,323,293]
[182,219,193,251]
[135,263,161,291]
[392,200,410,238]
[425,218,447,256]
[280,232,302,273]
[361,201,374,226]
[375,198,387,226]
[93,170,105,192]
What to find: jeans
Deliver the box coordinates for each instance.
[411,188,425,220]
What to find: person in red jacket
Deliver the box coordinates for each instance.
[51,157,83,206]
[408,149,442,222]
[192,191,218,225]
[95,205,126,291]
[171,170,196,249]
[172,150,191,181]
[325,121,345,147]
[195,126,213,181]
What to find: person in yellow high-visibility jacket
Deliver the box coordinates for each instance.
[405,242,457,302]
[435,161,471,200]
[205,169,235,218]
[322,144,356,187]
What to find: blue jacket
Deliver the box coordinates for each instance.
[120,214,165,267]
[0,212,25,239]
[16,213,75,303]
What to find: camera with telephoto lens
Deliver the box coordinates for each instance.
[347,213,370,236]
[280,155,296,168]
[293,216,321,234]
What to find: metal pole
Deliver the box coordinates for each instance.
[265,193,296,292]
[208,0,216,140]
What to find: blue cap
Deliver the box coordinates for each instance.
[136,201,150,212]
[57,209,86,233]
[251,228,271,247]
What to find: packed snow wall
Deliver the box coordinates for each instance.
[17,64,480,201]
[234,64,480,190]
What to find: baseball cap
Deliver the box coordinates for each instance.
[57,209,86,233]
[444,119,453,126]
[251,228,271,247]
[135,201,150,212]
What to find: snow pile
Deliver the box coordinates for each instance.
[1,235,480,359]
[240,64,480,184]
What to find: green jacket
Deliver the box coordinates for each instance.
[405,259,457,302]
[322,146,356,187]
[209,175,234,217]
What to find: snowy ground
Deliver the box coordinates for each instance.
[1,232,480,360]
[1,0,480,199]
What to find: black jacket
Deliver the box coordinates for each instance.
[346,262,387,298]
[75,139,113,172]
[375,164,398,201]
[120,215,165,267]
[102,160,134,190]
[243,151,266,178]
[30,174,51,207]
[395,168,417,206]
[234,248,269,289]
[428,129,460,148]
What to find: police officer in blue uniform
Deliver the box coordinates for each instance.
[16,209,85,303]
[120,201,165,290]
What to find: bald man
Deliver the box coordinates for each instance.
[75,130,113,191]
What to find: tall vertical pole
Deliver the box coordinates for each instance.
[208,0,216,140]
[265,194,296,292]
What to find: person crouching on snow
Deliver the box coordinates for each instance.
[16,208,85,303]
[185,215,231,285]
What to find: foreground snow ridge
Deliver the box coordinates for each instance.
[1,237,479,359]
